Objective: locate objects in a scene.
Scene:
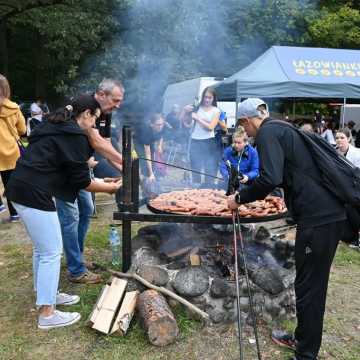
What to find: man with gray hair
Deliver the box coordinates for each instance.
[56,79,124,285]
[227,98,346,360]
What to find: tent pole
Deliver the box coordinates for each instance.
[235,80,239,127]
[342,98,346,127]
[292,98,296,122]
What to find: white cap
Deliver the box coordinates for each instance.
[237,98,268,119]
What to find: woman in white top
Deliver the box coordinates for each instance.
[181,87,221,186]
[335,128,360,167]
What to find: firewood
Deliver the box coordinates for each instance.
[137,289,179,346]
[110,291,139,335]
[88,284,110,325]
[190,254,201,266]
[108,269,209,321]
[92,277,127,334]
[165,246,193,258]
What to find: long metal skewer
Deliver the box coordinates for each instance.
[235,211,262,360]
[232,211,244,360]
[137,156,225,181]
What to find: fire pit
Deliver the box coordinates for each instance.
[113,126,295,324]
[114,126,288,272]
[129,222,296,324]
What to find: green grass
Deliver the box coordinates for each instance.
[1,217,360,359]
[334,242,360,266]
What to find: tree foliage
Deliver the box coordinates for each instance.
[1,0,360,107]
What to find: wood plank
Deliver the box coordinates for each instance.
[110,291,139,335]
[92,277,127,334]
[88,284,110,325]
[190,254,201,266]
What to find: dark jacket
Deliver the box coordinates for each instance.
[239,118,346,227]
[219,144,259,182]
[8,120,92,203]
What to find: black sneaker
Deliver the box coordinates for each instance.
[271,329,297,351]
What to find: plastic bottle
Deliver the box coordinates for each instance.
[109,226,121,266]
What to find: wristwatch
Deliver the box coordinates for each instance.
[235,192,241,204]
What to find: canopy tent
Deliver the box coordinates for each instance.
[215,46,360,101]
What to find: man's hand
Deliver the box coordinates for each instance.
[239,175,249,184]
[108,179,122,193]
[227,194,240,210]
[87,156,99,169]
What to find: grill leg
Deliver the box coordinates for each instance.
[122,219,132,272]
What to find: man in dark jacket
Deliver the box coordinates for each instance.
[227,98,346,360]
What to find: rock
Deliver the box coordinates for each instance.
[250,267,285,295]
[274,238,287,252]
[126,278,146,293]
[253,293,265,307]
[132,247,163,270]
[210,278,230,298]
[137,265,169,286]
[168,298,180,309]
[246,314,256,326]
[288,240,296,250]
[269,303,281,317]
[172,267,209,297]
[239,297,250,312]
[283,260,295,270]
[212,224,232,233]
[209,309,225,323]
[228,280,249,298]
[166,261,187,270]
[223,297,235,310]
[191,295,207,305]
[254,226,271,242]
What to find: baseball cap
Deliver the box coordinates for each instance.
[237,98,268,119]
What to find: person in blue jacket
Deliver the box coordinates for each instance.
[220,126,259,188]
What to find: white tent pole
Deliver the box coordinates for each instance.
[293,98,296,121]
[342,98,347,127]
[235,81,239,126]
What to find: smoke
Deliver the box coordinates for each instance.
[74,0,316,115]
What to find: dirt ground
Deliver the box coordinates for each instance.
[0,198,360,360]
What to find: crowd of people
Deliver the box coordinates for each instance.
[1,74,360,360]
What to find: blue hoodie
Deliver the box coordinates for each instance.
[219,144,259,183]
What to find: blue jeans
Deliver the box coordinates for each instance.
[12,202,62,306]
[55,190,94,277]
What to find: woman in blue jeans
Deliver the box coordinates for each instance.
[6,94,121,330]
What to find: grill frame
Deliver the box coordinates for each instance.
[114,126,288,272]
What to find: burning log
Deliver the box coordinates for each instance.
[137,290,179,346]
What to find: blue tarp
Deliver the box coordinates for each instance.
[215,46,360,100]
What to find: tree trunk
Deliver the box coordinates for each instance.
[0,19,9,76]
[137,289,179,346]
[34,32,46,98]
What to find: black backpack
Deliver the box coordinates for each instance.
[269,120,360,230]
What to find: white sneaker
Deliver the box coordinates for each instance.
[56,292,80,306]
[38,310,81,330]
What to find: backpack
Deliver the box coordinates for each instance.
[268,120,360,230]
